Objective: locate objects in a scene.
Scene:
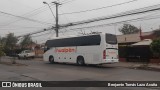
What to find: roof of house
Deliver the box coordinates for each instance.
[131,39,152,46]
[117,31,153,43]
[142,31,153,36]
[117,33,141,43]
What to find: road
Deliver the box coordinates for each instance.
[0,57,160,90]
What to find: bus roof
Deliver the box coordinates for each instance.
[48,33,105,40]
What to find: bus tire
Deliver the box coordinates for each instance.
[49,56,54,64]
[77,56,85,66]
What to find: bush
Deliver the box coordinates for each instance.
[0,45,5,61]
[150,39,160,58]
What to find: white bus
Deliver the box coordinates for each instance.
[43,33,118,65]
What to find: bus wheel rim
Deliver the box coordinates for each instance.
[78,59,83,65]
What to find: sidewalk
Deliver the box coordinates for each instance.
[112,62,160,71]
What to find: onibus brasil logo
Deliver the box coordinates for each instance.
[2,82,42,87]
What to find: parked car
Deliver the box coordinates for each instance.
[17,50,35,59]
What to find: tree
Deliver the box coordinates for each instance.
[20,35,34,49]
[3,33,18,62]
[0,37,5,62]
[150,39,160,58]
[153,29,160,38]
[0,34,18,64]
[4,33,18,50]
[0,36,6,47]
[0,45,5,62]
[119,24,140,35]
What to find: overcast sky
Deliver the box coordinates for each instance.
[1,0,160,43]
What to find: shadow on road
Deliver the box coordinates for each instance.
[45,62,116,69]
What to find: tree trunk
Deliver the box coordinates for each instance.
[0,57,1,63]
[12,57,16,64]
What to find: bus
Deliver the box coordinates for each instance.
[43,33,118,65]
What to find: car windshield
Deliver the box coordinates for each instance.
[25,50,31,53]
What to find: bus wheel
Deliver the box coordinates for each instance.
[77,56,85,66]
[49,56,54,64]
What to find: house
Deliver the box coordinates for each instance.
[117,31,154,45]
[117,33,141,45]
[117,30,160,63]
[22,43,44,58]
[34,44,45,57]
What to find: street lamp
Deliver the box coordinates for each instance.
[43,1,61,37]
[43,1,56,20]
[43,1,47,4]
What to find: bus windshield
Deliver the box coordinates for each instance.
[105,34,117,44]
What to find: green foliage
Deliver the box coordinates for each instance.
[150,39,160,57]
[0,45,5,57]
[0,37,5,57]
[4,33,18,50]
[119,24,140,35]
[20,35,34,48]
[0,33,18,56]
[153,30,160,38]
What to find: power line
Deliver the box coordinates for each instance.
[61,0,77,4]
[21,6,48,17]
[43,2,56,20]
[61,4,160,27]
[16,27,54,38]
[60,14,160,33]
[16,3,56,18]
[23,13,160,38]
[8,0,34,9]
[0,26,46,29]
[0,11,53,25]
[19,11,160,38]
[0,0,75,27]
[32,32,51,37]
[17,3,160,37]
[59,0,138,15]
[53,1,62,37]
[0,4,56,27]
[58,0,76,25]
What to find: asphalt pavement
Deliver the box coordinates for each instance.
[0,57,160,90]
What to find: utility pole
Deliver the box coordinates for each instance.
[52,1,61,37]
